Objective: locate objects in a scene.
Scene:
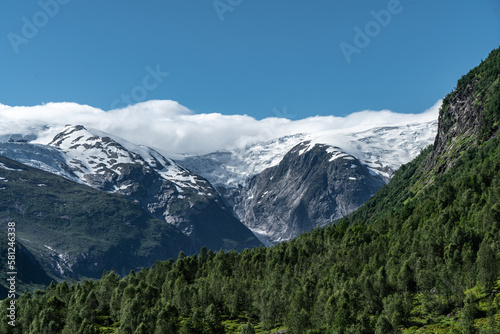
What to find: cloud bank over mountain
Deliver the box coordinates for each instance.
[0,99,441,155]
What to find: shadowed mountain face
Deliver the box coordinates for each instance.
[227,142,385,245]
[0,229,52,295]
[0,149,259,286]
[0,155,194,280]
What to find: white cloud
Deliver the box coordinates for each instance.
[0,99,441,155]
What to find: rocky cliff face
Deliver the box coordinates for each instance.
[427,47,500,175]
[429,84,485,175]
[230,142,386,245]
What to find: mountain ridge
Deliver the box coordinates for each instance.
[1,125,262,255]
[179,120,436,244]
[0,118,437,249]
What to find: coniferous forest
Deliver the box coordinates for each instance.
[1,47,500,333]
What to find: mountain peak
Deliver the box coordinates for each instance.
[230,142,386,245]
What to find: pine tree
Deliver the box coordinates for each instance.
[239,322,256,334]
[154,303,180,334]
[204,303,224,334]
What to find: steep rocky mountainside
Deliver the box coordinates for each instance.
[1,126,261,253]
[349,47,500,226]
[427,47,500,176]
[230,142,385,245]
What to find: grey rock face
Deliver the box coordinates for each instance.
[229,142,386,245]
[429,83,484,175]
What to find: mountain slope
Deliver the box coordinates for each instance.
[426,48,500,176]
[1,126,261,252]
[3,47,498,334]
[0,230,52,296]
[0,156,194,282]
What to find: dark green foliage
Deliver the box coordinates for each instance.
[238,322,255,334]
[374,315,394,334]
[154,304,180,334]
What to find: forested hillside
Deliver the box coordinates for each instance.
[1,47,499,334]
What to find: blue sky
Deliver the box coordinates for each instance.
[0,0,499,119]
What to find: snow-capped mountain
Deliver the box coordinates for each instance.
[180,134,310,190]
[48,125,215,195]
[0,115,438,248]
[178,120,437,189]
[0,155,194,280]
[0,125,261,252]
[342,120,438,181]
[177,120,437,244]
